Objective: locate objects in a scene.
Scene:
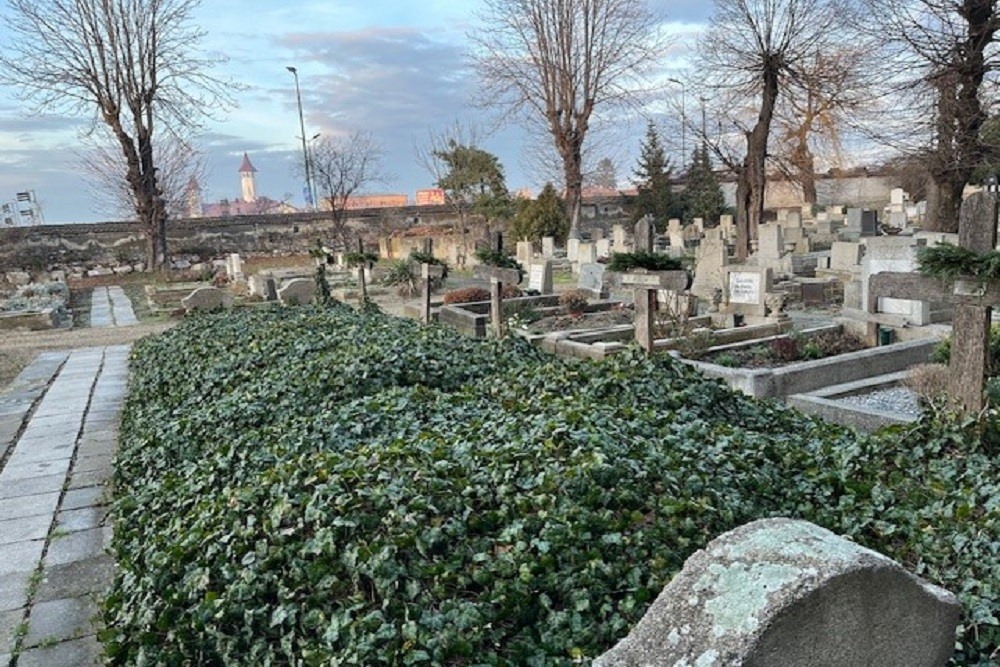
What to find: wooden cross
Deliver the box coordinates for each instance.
[472,231,521,338]
[356,238,370,305]
[620,269,690,353]
[867,192,998,411]
[416,239,443,325]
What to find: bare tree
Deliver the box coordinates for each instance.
[771,47,875,204]
[694,0,851,259]
[312,131,388,248]
[470,0,666,240]
[0,0,232,269]
[861,0,999,232]
[78,127,208,220]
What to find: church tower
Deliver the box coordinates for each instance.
[183,176,203,218]
[239,152,258,203]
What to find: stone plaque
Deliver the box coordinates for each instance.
[729,272,761,305]
[528,260,553,294]
[578,263,606,295]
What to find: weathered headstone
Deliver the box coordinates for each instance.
[690,235,728,302]
[181,286,234,312]
[719,214,735,241]
[612,224,628,252]
[577,263,606,297]
[277,278,317,306]
[541,236,555,258]
[596,518,960,667]
[846,207,863,230]
[668,219,684,249]
[516,240,533,266]
[528,259,553,294]
[595,238,611,259]
[635,217,655,253]
[830,241,864,273]
[567,237,581,263]
[756,223,784,260]
[576,242,597,265]
[226,253,244,282]
[591,227,605,241]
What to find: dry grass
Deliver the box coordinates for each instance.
[903,363,950,404]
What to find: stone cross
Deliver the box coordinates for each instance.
[867,192,999,411]
[473,231,521,337]
[620,269,689,353]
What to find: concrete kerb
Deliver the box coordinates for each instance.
[787,371,920,432]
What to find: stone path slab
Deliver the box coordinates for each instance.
[0,345,128,666]
[88,287,137,328]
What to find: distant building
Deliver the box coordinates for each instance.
[192,153,299,217]
[415,188,446,206]
[339,193,409,209]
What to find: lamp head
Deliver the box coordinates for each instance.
[286,66,297,74]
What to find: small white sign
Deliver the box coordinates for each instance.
[729,272,761,305]
[528,264,546,292]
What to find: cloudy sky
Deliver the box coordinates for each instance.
[0,0,713,224]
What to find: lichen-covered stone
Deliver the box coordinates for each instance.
[277,278,316,306]
[180,286,233,313]
[595,518,960,667]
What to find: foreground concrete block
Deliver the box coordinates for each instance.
[596,518,960,667]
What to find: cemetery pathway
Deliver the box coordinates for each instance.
[89,287,137,328]
[0,345,127,666]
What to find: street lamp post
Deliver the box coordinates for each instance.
[287,66,316,211]
[666,77,686,172]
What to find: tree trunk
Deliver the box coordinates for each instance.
[563,144,584,240]
[791,140,817,205]
[736,66,780,259]
[924,175,961,232]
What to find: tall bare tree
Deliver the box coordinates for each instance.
[470,0,666,240]
[312,131,387,248]
[0,0,232,268]
[861,0,999,232]
[79,127,208,220]
[772,47,874,204]
[695,0,851,259]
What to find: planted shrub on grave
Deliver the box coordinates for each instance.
[104,305,999,665]
[474,247,525,283]
[606,250,686,273]
[558,288,590,315]
[382,253,448,297]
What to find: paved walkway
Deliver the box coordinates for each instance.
[0,346,127,666]
[89,287,136,328]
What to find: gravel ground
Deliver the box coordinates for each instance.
[836,386,923,417]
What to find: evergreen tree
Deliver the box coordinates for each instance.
[508,183,570,243]
[632,120,681,228]
[589,157,618,190]
[683,144,726,225]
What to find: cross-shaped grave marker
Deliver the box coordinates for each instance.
[473,231,521,338]
[867,192,999,411]
[621,269,690,353]
[416,239,445,325]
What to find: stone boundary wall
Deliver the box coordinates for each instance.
[0,207,461,271]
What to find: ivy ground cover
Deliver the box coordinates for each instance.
[105,305,998,665]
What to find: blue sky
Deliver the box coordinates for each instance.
[0,0,713,224]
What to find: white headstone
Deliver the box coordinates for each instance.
[596,238,611,259]
[576,242,597,265]
[567,238,581,263]
[578,263,606,296]
[612,225,628,252]
[668,219,684,248]
[516,240,533,266]
[757,223,784,260]
[541,237,555,258]
[528,260,554,294]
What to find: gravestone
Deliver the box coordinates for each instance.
[870,192,1000,410]
[725,267,771,318]
[668,219,684,249]
[516,240,533,266]
[692,217,705,234]
[596,518,960,667]
[862,238,933,325]
[719,214,735,241]
[690,236,728,302]
[846,207,863,230]
[861,210,879,237]
[226,253,244,282]
[181,286,234,312]
[473,231,522,338]
[576,242,597,265]
[786,210,801,228]
[591,227,605,241]
[567,238,581,263]
[830,242,864,273]
[578,263,606,297]
[621,269,689,353]
[635,217,655,253]
[528,259,553,294]
[595,238,611,259]
[801,203,814,221]
[612,225,628,252]
[541,236,555,258]
[888,210,908,231]
[277,278,317,306]
[248,274,278,301]
[756,223,784,260]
